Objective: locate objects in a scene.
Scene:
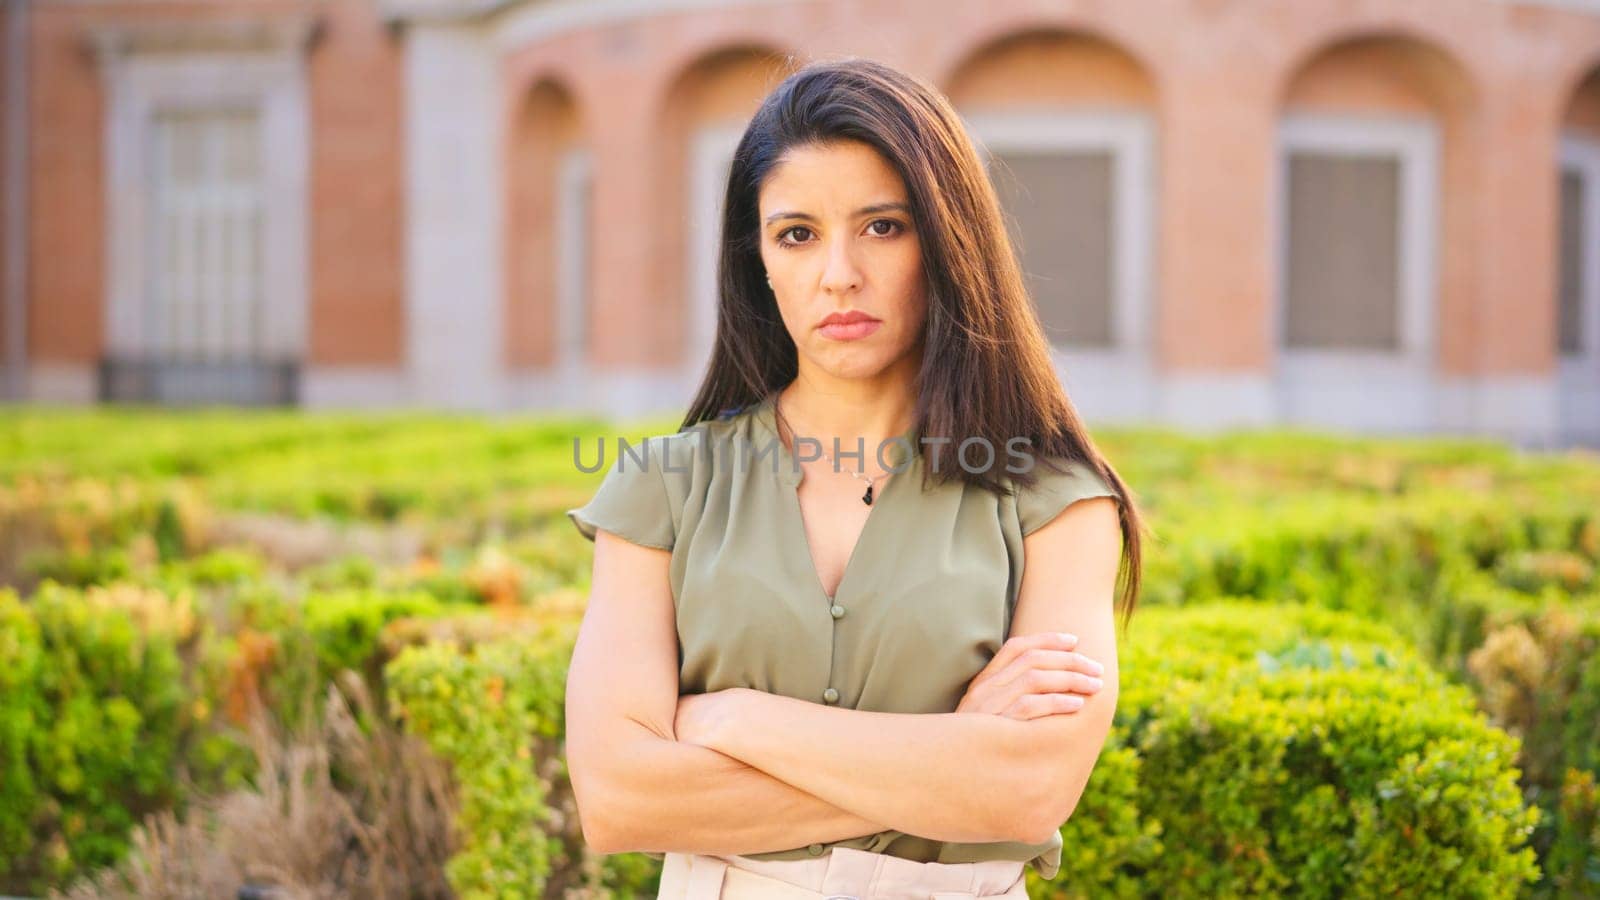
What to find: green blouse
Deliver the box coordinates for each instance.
[566,394,1118,880]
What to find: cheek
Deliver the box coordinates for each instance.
[899,294,928,342]
[890,242,927,317]
[769,289,807,340]
[891,235,923,280]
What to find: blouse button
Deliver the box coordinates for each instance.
[808,843,825,856]
[822,687,839,704]
[830,604,845,619]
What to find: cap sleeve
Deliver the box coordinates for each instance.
[1015,457,1119,537]
[566,447,677,551]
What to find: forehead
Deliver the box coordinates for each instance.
[759,140,907,209]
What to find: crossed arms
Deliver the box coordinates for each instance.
[564,496,1122,855]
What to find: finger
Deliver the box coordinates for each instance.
[1052,693,1086,715]
[978,630,1079,684]
[1010,690,1085,720]
[989,631,1079,676]
[986,667,1101,719]
[987,647,1103,692]
[1017,667,1105,696]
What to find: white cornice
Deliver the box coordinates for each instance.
[1491,0,1600,13]
[374,0,789,49]
[375,0,521,27]
[81,13,322,62]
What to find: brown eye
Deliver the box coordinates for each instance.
[869,219,900,236]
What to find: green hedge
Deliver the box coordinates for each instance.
[380,604,663,899]
[0,585,186,895]
[1039,601,1543,899]
[378,601,1542,899]
[1129,487,1599,894]
[4,413,1596,895]
[0,582,476,896]
[385,635,567,900]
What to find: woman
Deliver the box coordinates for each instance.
[565,57,1148,899]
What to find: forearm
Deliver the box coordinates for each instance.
[706,689,1033,844]
[595,721,890,855]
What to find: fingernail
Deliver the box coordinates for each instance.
[1089,660,1105,675]
[1087,677,1103,690]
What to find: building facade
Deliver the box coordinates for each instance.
[3,0,1599,447]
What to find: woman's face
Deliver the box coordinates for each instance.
[757,139,928,380]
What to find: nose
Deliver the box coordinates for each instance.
[818,234,863,295]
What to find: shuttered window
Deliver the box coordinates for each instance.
[1559,167,1586,356]
[987,149,1115,347]
[1283,151,1402,350]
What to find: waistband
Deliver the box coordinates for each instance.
[657,846,1029,900]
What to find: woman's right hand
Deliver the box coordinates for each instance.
[954,631,1106,720]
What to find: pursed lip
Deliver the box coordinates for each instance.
[816,310,881,328]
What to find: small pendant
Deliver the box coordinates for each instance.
[862,483,874,505]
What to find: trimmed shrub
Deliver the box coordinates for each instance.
[1039,602,1542,899]
[0,584,188,895]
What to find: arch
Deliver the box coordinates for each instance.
[942,27,1157,110]
[1279,30,1478,118]
[1560,63,1600,141]
[932,17,1160,98]
[655,44,798,372]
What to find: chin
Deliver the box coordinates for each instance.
[812,350,897,378]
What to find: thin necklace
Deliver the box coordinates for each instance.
[774,393,895,506]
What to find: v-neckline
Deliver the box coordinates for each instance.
[752,393,919,603]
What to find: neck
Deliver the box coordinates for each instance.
[775,369,918,468]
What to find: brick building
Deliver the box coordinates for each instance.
[2,0,1599,446]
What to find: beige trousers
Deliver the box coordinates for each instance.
[656,846,1030,900]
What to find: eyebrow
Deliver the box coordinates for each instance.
[763,202,911,226]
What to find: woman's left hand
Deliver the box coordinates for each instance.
[673,688,745,748]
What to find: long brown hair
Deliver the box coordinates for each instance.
[680,56,1149,630]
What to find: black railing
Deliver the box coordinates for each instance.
[97,355,300,407]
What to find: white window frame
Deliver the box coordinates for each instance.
[88,20,311,369]
[1272,112,1440,431]
[687,122,745,380]
[960,110,1158,422]
[1558,133,1600,441]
